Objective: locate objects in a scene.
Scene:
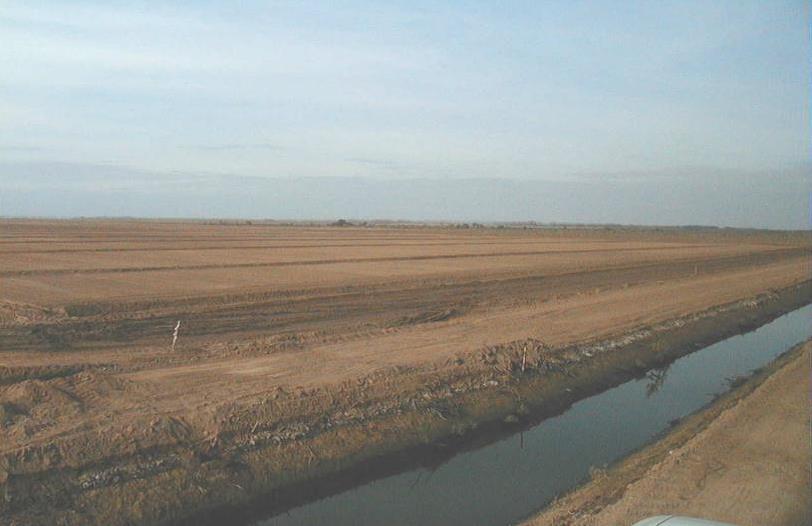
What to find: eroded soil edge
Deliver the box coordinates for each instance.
[522,340,811,526]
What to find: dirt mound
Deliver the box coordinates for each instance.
[2,379,82,415]
[0,372,134,431]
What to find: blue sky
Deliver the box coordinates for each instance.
[0,1,809,226]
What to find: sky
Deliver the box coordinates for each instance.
[1,1,809,227]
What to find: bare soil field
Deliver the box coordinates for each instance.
[0,219,809,525]
[525,340,811,526]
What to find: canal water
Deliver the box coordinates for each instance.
[256,305,811,526]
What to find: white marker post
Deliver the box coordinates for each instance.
[171,320,181,352]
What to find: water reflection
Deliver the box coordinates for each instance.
[644,365,670,397]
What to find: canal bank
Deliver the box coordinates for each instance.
[243,295,811,526]
[5,283,808,526]
[181,283,809,524]
[524,339,810,526]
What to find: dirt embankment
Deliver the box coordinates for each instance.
[524,340,811,526]
[1,282,808,526]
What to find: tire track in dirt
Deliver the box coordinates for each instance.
[0,239,644,254]
[1,250,804,351]
[0,245,796,278]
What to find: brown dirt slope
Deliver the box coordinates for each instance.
[524,342,812,526]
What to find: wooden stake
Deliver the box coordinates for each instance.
[171,320,181,352]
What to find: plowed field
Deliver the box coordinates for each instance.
[0,219,808,525]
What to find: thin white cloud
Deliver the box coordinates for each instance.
[0,1,808,184]
[192,143,285,152]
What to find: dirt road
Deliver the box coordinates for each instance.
[525,342,811,526]
[0,220,809,526]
